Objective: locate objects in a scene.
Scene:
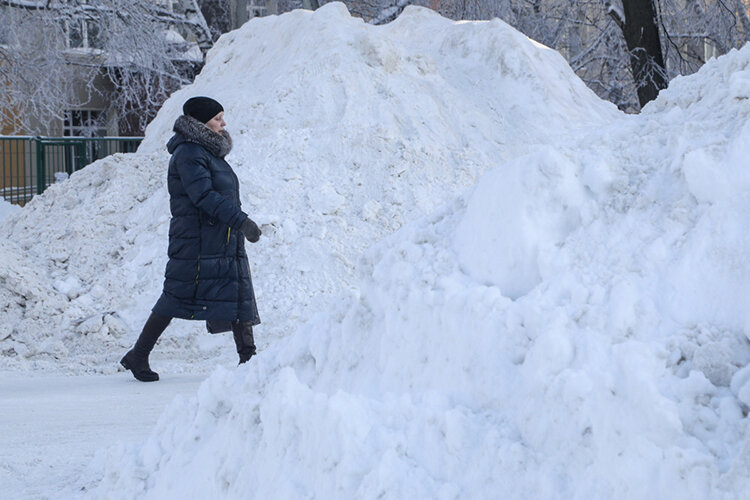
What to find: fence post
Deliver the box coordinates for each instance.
[35,137,45,195]
[78,140,87,170]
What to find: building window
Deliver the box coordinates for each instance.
[87,20,103,49]
[704,38,719,62]
[247,0,266,18]
[66,15,104,50]
[63,109,107,137]
[157,0,176,13]
[68,19,85,48]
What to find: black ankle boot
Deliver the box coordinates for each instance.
[120,313,171,382]
[120,350,159,382]
[232,321,257,364]
[238,346,257,364]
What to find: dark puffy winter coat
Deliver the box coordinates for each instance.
[152,115,260,325]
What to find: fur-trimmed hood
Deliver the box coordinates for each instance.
[167,114,233,158]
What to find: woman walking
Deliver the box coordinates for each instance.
[121,96,262,382]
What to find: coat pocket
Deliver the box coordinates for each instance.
[200,219,227,256]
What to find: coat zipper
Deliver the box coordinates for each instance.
[192,252,201,319]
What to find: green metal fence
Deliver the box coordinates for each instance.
[0,136,143,206]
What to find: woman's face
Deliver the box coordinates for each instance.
[205,111,226,133]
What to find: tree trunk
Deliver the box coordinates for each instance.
[619,0,668,108]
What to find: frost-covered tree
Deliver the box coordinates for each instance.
[0,0,212,135]
[197,0,232,40]
[96,0,211,134]
[0,5,87,134]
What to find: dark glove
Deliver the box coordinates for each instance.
[240,218,261,243]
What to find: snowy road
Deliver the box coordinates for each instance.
[0,371,205,499]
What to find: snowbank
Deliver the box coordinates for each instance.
[89,10,750,500]
[0,3,614,373]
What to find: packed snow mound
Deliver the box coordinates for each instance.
[140,3,616,153]
[644,46,750,116]
[0,154,170,371]
[644,47,750,207]
[0,3,616,373]
[90,45,750,497]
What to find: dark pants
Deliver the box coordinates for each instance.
[132,313,256,363]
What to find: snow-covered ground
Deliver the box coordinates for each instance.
[3,3,750,498]
[0,372,205,499]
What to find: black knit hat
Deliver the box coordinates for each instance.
[183,96,224,124]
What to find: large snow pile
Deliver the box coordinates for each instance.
[86,11,750,500]
[0,3,615,373]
